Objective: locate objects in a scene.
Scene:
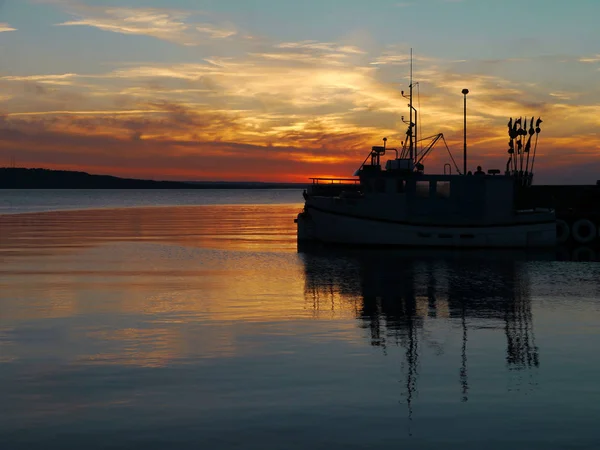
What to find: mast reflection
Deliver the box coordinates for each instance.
[300,244,548,413]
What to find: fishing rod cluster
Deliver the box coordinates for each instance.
[506,116,543,187]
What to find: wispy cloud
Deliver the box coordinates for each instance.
[196,23,236,39]
[277,40,365,55]
[369,48,435,66]
[549,91,577,101]
[48,1,236,45]
[579,54,600,63]
[1,73,80,85]
[56,6,196,45]
[0,22,16,32]
[6,110,165,117]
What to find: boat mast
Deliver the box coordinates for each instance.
[401,49,419,168]
[409,49,414,164]
[462,88,469,175]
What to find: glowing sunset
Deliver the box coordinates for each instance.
[1,0,599,183]
[5,4,600,448]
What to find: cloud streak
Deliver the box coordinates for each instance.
[0,22,16,32]
[49,1,236,45]
[579,54,600,63]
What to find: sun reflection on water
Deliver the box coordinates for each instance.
[2,202,600,448]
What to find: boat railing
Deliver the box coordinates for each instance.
[310,178,360,185]
[516,208,554,214]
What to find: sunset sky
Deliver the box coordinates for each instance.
[1,0,599,183]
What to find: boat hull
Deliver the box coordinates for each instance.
[297,207,556,248]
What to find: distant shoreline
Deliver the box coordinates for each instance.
[0,168,310,189]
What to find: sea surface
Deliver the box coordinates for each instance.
[1,189,600,449]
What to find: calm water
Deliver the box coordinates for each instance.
[0,189,302,214]
[1,190,600,449]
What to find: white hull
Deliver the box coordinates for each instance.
[297,207,556,248]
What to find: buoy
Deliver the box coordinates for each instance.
[572,219,596,244]
[573,246,596,262]
[556,219,570,243]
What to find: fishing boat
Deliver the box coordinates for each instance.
[295,64,556,248]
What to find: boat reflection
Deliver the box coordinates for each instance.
[299,243,549,417]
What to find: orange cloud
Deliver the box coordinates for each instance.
[1,38,599,183]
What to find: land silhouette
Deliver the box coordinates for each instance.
[2,168,599,217]
[0,168,309,189]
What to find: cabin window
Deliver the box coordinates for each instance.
[416,181,430,198]
[436,181,451,199]
[397,180,406,193]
